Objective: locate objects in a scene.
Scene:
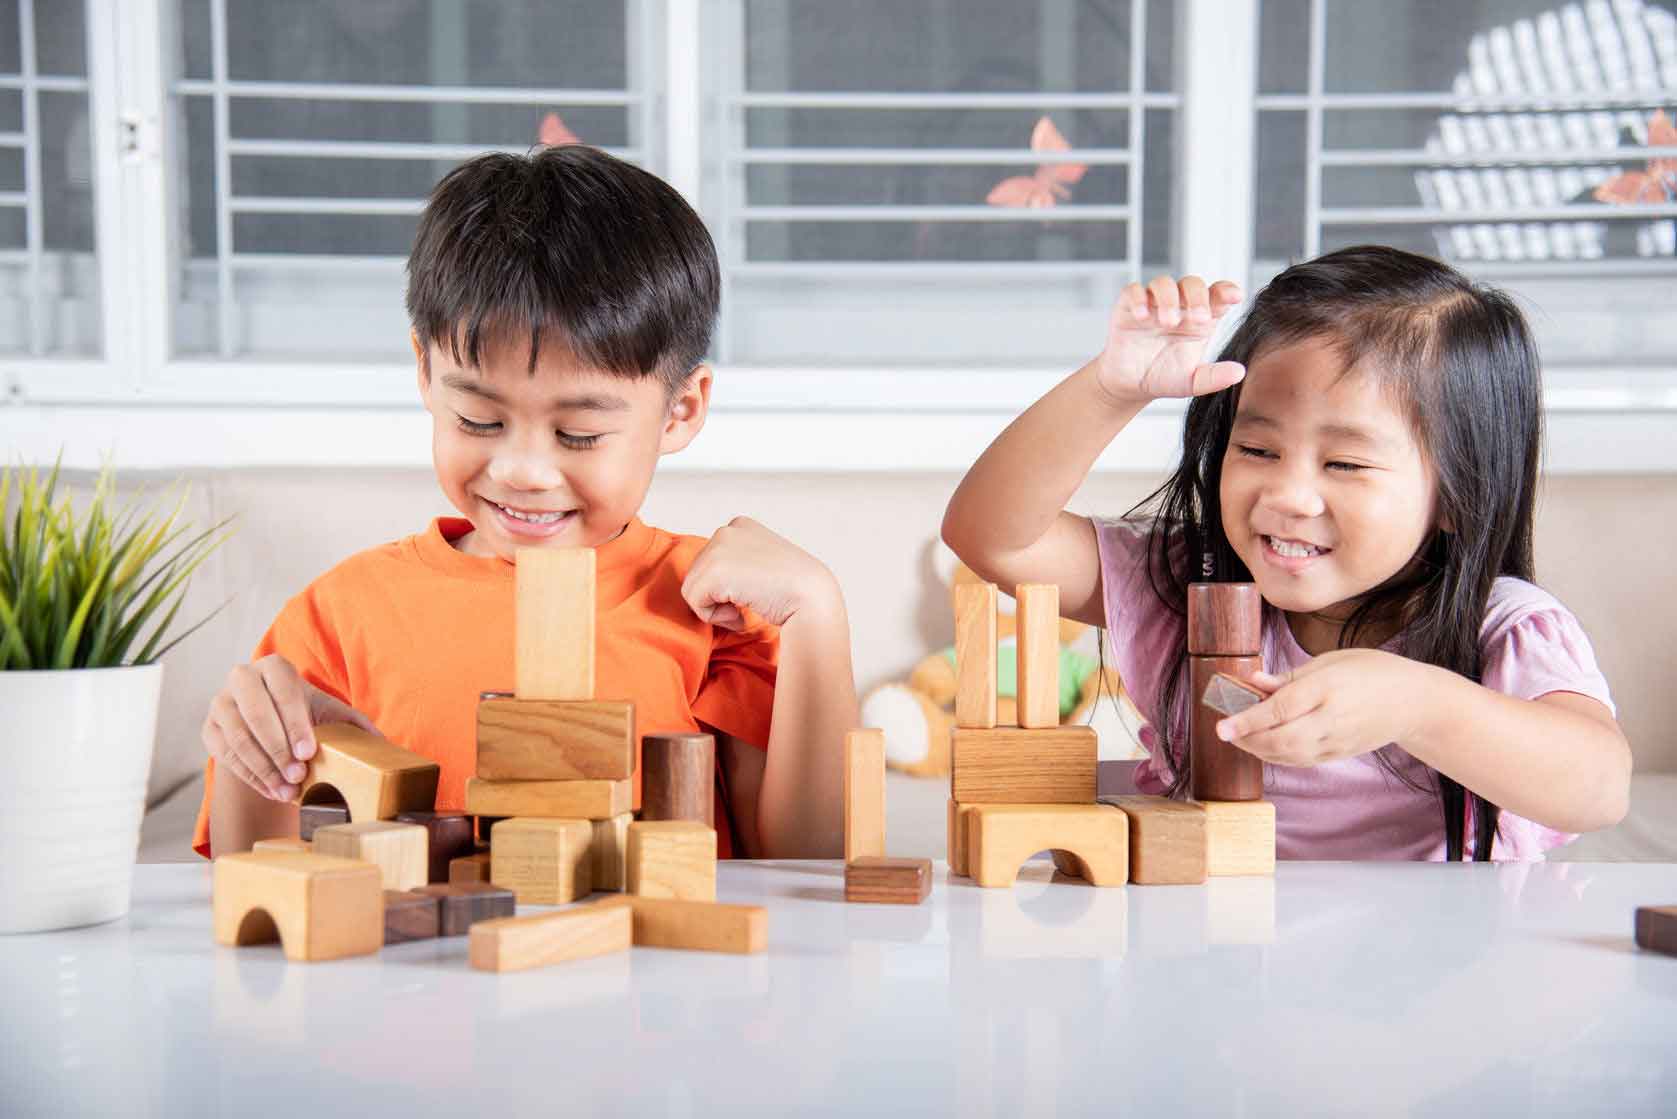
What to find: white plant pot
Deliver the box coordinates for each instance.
[0,664,163,934]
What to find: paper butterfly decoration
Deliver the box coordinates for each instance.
[985,116,1089,209]
[537,111,581,147]
[1593,109,1677,205]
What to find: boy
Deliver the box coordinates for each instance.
[194,146,857,860]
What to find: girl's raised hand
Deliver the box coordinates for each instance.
[1094,275,1245,406]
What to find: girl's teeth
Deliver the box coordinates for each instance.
[1267,536,1322,558]
[499,504,566,524]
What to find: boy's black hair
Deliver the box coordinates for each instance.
[406,145,719,392]
[1128,244,1542,861]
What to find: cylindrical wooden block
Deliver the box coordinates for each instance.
[641,732,715,826]
[1190,655,1264,802]
[1186,583,1262,655]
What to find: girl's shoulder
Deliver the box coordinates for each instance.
[1479,576,1584,643]
[1477,576,1615,714]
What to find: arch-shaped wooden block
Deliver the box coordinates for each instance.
[297,723,440,824]
[212,852,383,961]
[965,804,1129,888]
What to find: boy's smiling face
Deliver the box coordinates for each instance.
[415,331,709,560]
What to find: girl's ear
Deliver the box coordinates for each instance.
[659,364,713,455]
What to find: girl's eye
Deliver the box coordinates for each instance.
[558,432,602,450]
[1326,461,1366,473]
[455,416,500,435]
[1236,444,1274,459]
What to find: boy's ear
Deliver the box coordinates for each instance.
[412,330,432,405]
[658,364,712,456]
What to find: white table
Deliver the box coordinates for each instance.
[3,860,1675,1117]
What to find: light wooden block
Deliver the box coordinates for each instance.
[950,725,1097,804]
[954,581,998,729]
[844,728,886,862]
[1014,583,1060,729]
[626,820,717,901]
[845,857,932,904]
[592,813,631,892]
[252,837,311,855]
[475,698,635,780]
[947,798,975,877]
[490,817,594,904]
[469,902,632,972]
[1201,799,1276,876]
[464,776,632,820]
[596,894,767,954]
[515,547,595,700]
[312,820,429,891]
[1101,795,1209,885]
[212,852,383,962]
[964,804,1128,888]
[297,723,440,824]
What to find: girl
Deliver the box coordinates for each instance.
[942,246,1629,861]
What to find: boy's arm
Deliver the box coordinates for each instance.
[210,761,299,855]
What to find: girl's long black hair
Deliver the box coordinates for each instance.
[1128,245,1542,861]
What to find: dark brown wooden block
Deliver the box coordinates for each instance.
[641,732,715,826]
[449,850,494,884]
[1186,582,1261,656]
[1191,656,1264,802]
[383,890,441,944]
[411,883,517,936]
[1635,905,1677,956]
[476,698,636,780]
[844,857,933,904]
[298,803,349,841]
[395,811,476,883]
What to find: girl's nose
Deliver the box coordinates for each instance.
[1260,467,1326,520]
[486,447,562,491]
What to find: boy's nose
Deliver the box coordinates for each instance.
[486,451,562,492]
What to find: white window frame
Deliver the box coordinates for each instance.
[3,0,1676,473]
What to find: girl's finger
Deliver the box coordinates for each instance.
[1189,361,1246,396]
[1117,282,1150,323]
[1216,682,1323,741]
[1209,280,1245,312]
[1146,274,1182,327]
[1178,275,1210,322]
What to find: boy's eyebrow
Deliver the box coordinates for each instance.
[1232,410,1387,449]
[440,372,631,412]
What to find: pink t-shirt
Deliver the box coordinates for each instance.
[1094,517,1616,861]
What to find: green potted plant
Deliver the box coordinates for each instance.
[0,461,230,933]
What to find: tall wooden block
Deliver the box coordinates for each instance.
[592,813,632,892]
[1186,582,1262,655]
[640,732,715,826]
[312,820,429,891]
[1636,906,1677,956]
[595,894,767,954]
[845,857,932,904]
[298,723,440,824]
[515,547,595,701]
[1187,582,1265,802]
[395,811,476,883]
[476,698,636,780]
[449,851,493,885]
[947,798,974,877]
[212,852,382,962]
[411,882,518,935]
[252,837,311,855]
[844,728,886,862]
[469,902,633,972]
[964,804,1128,888]
[954,581,998,729]
[297,803,348,840]
[1014,583,1061,729]
[950,725,1096,804]
[627,820,717,901]
[490,817,593,904]
[1101,795,1208,885]
[1201,799,1276,876]
[465,776,632,820]
[383,890,441,944]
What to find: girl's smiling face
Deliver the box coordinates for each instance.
[1220,336,1441,654]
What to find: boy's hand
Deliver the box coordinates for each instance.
[1094,275,1246,407]
[201,654,382,802]
[682,516,841,631]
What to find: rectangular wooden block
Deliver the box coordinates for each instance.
[1014,583,1061,729]
[1201,799,1276,876]
[965,804,1128,888]
[1635,906,1677,956]
[469,901,632,972]
[411,882,518,935]
[297,803,348,840]
[491,817,594,904]
[464,776,631,820]
[449,851,493,885]
[515,547,595,701]
[300,723,440,824]
[947,798,973,877]
[395,811,476,883]
[954,581,998,729]
[252,837,311,855]
[592,813,631,892]
[627,820,717,901]
[845,856,932,904]
[475,698,636,781]
[950,725,1097,804]
[383,889,441,944]
[312,820,429,891]
[212,852,383,962]
[595,894,767,954]
[1101,795,1208,885]
[844,728,886,862]
[1202,672,1265,718]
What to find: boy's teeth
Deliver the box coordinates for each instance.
[499,504,566,524]
[1267,535,1322,558]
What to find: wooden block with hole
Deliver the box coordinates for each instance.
[490,817,594,904]
[464,776,631,820]
[844,728,886,861]
[1201,799,1276,876]
[312,820,429,891]
[212,851,383,962]
[954,581,998,728]
[1014,583,1061,729]
[627,820,716,901]
[950,725,1097,804]
[964,803,1128,888]
[591,812,631,892]
[297,723,440,824]
[515,547,595,701]
[845,857,933,904]
[449,850,493,885]
[252,837,311,855]
[475,698,636,780]
[1100,795,1208,885]
[469,901,633,972]
[595,894,766,954]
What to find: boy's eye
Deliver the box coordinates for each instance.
[558,432,602,450]
[455,416,501,435]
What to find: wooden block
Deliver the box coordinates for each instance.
[411,882,518,935]
[298,803,349,840]
[1014,583,1061,729]
[947,798,974,878]
[627,820,717,901]
[640,732,715,825]
[1186,582,1262,656]
[845,857,932,904]
[469,902,632,972]
[954,581,998,729]
[383,889,441,944]
[490,817,593,904]
[298,723,440,824]
[212,852,382,962]
[515,547,595,700]
[595,894,766,954]
[1201,799,1276,876]
[1202,672,1265,718]
[395,811,476,883]
[844,728,886,861]
[312,820,429,891]
[476,698,636,780]
[1635,906,1677,956]
[449,850,494,885]
[252,837,311,855]
[950,725,1097,804]
[591,813,631,892]
[464,776,631,820]
[1191,656,1265,802]
[964,804,1128,888]
[1101,795,1208,885]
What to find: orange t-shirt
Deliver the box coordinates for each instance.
[192,516,778,859]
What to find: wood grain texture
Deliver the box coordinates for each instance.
[595,894,767,954]
[252,837,311,854]
[449,851,493,884]
[1635,906,1677,956]
[515,547,595,700]
[395,811,476,883]
[1186,582,1262,656]
[845,857,932,904]
[591,813,632,892]
[1014,583,1061,729]
[411,882,518,935]
[844,728,886,861]
[383,890,441,944]
[312,821,429,891]
[640,732,715,825]
[1101,795,1208,885]
[297,803,348,841]
[626,820,717,901]
[490,817,594,905]
[469,902,632,972]
[299,723,440,824]
[954,581,998,729]
[476,698,636,780]
[464,776,632,820]
[964,804,1128,888]
[1190,656,1265,802]
[212,852,383,962]
[947,798,973,878]
[1200,799,1276,876]
[950,725,1097,804]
